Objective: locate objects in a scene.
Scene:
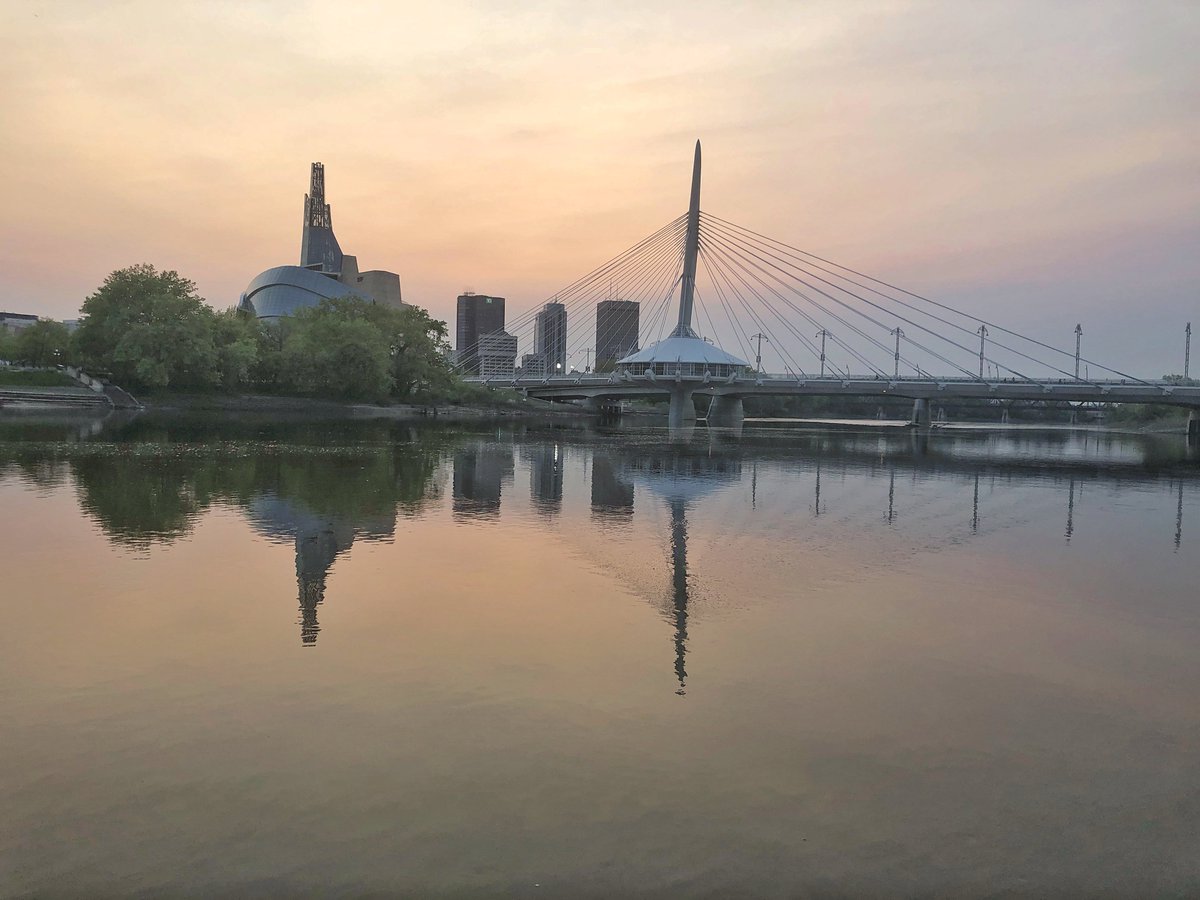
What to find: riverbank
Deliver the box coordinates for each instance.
[136,392,591,420]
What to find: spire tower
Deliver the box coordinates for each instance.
[300,161,344,274]
[672,140,702,338]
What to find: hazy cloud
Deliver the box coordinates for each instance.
[1,0,1195,371]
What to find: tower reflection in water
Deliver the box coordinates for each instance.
[247,495,396,645]
[26,418,1191,664]
[244,429,1193,678]
[526,443,565,516]
[452,445,514,520]
[587,444,741,694]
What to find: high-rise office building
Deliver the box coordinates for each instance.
[595,299,640,372]
[456,293,506,375]
[535,301,568,374]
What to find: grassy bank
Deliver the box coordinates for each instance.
[0,368,76,388]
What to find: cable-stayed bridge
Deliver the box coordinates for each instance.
[462,142,1199,433]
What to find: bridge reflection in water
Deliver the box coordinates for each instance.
[2,418,1193,676]
[442,426,1197,693]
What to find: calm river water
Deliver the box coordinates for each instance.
[1,413,1198,897]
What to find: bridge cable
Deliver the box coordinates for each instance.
[700,235,815,376]
[452,214,686,371]
[704,213,1151,386]
[697,236,809,376]
[702,227,904,377]
[703,221,1044,384]
[704,220,1006,381]
[553,225,687,368]
[704,237,880,378]
[703,215,1099,386]
[697,249,755,364]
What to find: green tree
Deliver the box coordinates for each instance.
[297,296,459,401]
[386,305,458,400]
[250,320,286,389]
[280,306,393,401]
[13,319,72,367]
[211,308,262,391]
[75,264,218,390]
[0,328,16,363]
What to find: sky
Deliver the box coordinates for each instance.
[1,0,1197,375]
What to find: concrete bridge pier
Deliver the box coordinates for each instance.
[668,388,697,429]
[911,398,932,428]
[706,395,744,428]
[1189,408,1199,441]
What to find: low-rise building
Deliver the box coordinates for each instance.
[478,330,517,379]
[520,353,548,377]
[0,312,39,334]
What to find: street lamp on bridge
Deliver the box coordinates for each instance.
[977,324,988,380]
[1074,324,1083,380]
[815,329,829,378]
[1186,322,1192,380]
[750,332,770,373]
[891,327,904,379]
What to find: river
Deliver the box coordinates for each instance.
[1,413,1197,897]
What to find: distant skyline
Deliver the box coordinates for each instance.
[2,0,1197,373]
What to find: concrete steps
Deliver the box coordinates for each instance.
[0,386,112,408]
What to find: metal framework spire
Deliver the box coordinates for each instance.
[304,162,332,229]
[671,140,702,338]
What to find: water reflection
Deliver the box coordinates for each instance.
[452,444,514,519]
[1,417,1197,660]
[1066,477,1077,541]
[4,416,1200,896]
[590,452,634,520]
[247,495,395,645]
[620,447,741,693]
[1178,480,1186,550]
[525,443,565,515]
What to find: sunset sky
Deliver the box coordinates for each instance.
[2,0,1197,373]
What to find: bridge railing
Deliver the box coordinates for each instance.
[476,371,1175,387]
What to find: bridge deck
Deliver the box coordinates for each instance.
[470,374,1200,408]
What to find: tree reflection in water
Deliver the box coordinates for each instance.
[0,420,450,644]
[1,415,1196,665]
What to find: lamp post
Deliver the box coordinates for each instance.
[1186,322,1191,380]
[891,327,904,379]
[977,324,988,379]
[815,329,829,378]
[750,332,769,373]
[1080,324,1089,381]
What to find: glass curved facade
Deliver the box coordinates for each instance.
[238,266,365,320]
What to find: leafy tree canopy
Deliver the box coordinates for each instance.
[279,304,394,401]
[14,319,72,367]
[70,265,479,404]
[75,264,217,390]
